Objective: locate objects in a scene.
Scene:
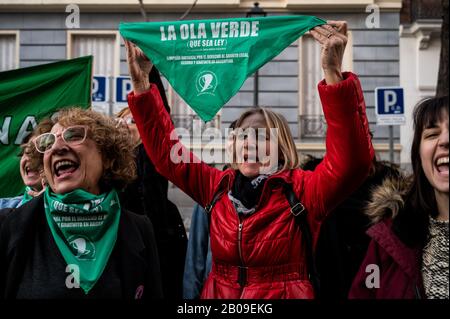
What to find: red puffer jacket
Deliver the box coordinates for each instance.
[128,72,374,299]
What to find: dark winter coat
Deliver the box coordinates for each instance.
[120,66,187,299]
[315,161,401,299]
[120,143,187,299]
[348,177,426,299]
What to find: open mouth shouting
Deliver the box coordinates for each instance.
[435,155,449,176]
[20,153,42,189]
[24,165,39,178]
[53,159,80,180]
[243,153,259,164]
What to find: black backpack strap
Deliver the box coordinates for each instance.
[283,183,321,296]
[204,189,226,230]
[204,189,225,215]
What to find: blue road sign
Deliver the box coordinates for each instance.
[375,87,405,125]
[115,76,132,103]
[92,76,107,102]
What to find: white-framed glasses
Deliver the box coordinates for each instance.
[114,117,135,128]
[124,117,135,124]
[34,125,88,153]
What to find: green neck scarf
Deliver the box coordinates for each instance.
[44,187,121,294]
[120,15,325,121]
[21,186,34,204]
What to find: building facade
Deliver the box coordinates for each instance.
[399,0,443,166]
[1,0,408,164]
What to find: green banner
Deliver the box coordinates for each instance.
[120,15,325,121]
[0,56,93,198]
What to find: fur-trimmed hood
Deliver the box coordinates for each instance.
[365,174,412,224]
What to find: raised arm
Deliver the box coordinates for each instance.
[295,22,374,222]
[125,40,223,207]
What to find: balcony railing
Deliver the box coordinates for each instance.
[299,115,327,138]
[402,0,443,23]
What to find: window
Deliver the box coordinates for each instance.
[0,31,19,71]
[67,31,120,76]
[298,32,353,139]
[67,31,120,115]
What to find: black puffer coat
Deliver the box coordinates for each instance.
[315,160,402,299]
[120,67,187,299]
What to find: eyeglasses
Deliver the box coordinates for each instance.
[117,117,135,124]
[34,125,88,153]
[124,117,135,124]
[114,117,135,128]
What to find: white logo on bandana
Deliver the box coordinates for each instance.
[68,235,96,260]
[196,71,217,96]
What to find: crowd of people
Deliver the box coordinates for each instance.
[0,20,448,300]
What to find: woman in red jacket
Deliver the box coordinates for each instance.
[125,20,374,299]
[349,96,448,299]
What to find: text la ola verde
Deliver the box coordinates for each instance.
[160,21,260,41]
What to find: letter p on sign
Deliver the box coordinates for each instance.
[383,90,397,113]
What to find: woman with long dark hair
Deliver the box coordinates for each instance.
[349,96,449,299]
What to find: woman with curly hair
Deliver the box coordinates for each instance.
[0,108,163,299]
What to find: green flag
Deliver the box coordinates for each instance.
[0,56,93,198]
[120,15,325,121]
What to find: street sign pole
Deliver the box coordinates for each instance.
[389,125,394,163]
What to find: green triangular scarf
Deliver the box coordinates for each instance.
[120,15,325,121]
[44,188,121,294]
[21,186,34,205]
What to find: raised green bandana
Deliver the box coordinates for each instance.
[120,15,325,121]
[44,188,121,294]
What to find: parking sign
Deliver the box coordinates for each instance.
[92,76,108,102]
[375,87,405,126]
[115,76,132,103]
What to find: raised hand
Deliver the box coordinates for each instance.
[125,39,153,94]
[310,21,348,84]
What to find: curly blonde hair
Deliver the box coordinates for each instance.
[29,108,136,191]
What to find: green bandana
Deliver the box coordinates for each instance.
[120,15,325,121]
[43,187,121,294]
[21,186,34,204]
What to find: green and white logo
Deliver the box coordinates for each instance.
[68,235,96,260]
[196,71,217,96]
